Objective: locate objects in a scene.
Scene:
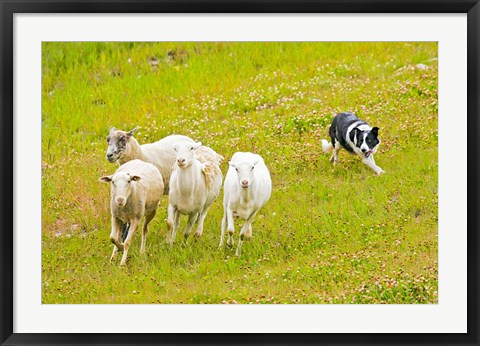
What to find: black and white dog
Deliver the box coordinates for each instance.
[321,112,385,175]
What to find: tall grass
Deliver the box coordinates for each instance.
[42,42,437,304]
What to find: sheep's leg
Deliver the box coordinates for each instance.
[245,224,253,239]
[194,207,209,239]
[166,204,175,243]
[110,247,119,262]
[183,212,199,241]
[219,210,227,248]
[110,217,124,249]
[169,209,181,245]
[167,205,181,245]
[110,218,124,262]
[226,207,235,247]
[120,218,140,266]
[235,212,257,257]
[141,210,156,254]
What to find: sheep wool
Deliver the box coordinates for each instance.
[194,146,224,190]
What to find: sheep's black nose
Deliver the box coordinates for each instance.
[107,153,113,158]
[361,148,367,152]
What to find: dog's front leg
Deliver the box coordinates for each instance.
[362,155,385,175]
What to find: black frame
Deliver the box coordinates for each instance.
[1,1,478,345]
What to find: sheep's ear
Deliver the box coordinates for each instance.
[99,175,113,183]
[192,142,202,150]
[228,161,237,169]
[109,127,117,135]
[130,175,141,182]
[127,126,140,137]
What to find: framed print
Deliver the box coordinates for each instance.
[1,1,479,345]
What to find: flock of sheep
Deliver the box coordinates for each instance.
[99,127,272,266]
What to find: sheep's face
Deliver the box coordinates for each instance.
[229,160,260,189]
[99,172,141,207]
[173,141,202,169]
[105,127,139,163]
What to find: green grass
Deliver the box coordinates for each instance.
[42,42,438,304]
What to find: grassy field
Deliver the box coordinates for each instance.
[42,42,438,304]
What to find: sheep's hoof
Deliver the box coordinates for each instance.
[120,260,127,266]
[194,230,203,239]
[227,237,234,247]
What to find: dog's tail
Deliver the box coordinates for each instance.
[321,139,333,153]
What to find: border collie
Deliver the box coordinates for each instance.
[321,112,385,175]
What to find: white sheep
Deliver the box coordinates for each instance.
[105,126,194,193]
[167,141,223,244]
[99,159,164,266]
[220,152,272,256]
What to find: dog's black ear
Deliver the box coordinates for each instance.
[372,127,379,136]
[350,128,360,144]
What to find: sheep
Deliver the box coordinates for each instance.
[99,159,164,266]
[105,127,194,241]
[167,141,223,244]
[220,152,272,257]
[105,126,194,194]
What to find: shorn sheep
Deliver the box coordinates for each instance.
[105,126,194,193]
[220,152,272,257]
[167,141,223,244]
[99,159,164,266]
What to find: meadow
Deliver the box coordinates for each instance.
[42,42,438,304]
